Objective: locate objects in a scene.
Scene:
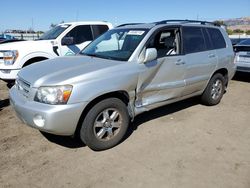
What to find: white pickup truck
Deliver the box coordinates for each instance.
[0,21,113,82]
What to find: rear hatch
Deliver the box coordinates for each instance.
[234,46,250,63]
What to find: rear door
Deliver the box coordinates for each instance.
[92,25,110,39]
[207,28,231,71]
[181,26,217,96]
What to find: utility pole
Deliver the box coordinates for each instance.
[76,10,79,21]
[32,18,34,30]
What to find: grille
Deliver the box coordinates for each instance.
[239,55,250,58]
[0,51,4,64]
[16,77,31,98]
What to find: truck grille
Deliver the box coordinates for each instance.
[15,77,31,98]
[0,51,4,64]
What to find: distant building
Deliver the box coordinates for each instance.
[3,29,44,40]
[5,29,36,34]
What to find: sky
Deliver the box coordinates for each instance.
[0,0,249,32]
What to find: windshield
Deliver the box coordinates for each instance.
[80,28,148,61]
[39,24,70,40]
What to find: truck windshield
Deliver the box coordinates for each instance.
[39,25,70,40]
[80,28,148,61]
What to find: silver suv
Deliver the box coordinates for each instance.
[10,20,236,150]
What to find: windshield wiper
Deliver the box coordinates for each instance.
[82,53,98,57]
[82,53,107,58]
[81,52,123,61]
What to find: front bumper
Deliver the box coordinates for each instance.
[9,86,87,136]
[0,69,20,80]
[235,61,250,73]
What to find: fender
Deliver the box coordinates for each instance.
[20,52,57,68]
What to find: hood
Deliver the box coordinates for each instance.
[18,56,129,87]
[0,40,54,51]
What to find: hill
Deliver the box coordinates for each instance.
[222,17,250,31]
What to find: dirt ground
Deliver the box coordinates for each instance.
[0,73,250,188]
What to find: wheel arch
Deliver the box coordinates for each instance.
[20,52,55,68]
[74,90,130,136]
[212,68,229,86]
[23,56,48,67]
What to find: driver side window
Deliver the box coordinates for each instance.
[148,28,180,58]
[64,25,93,45]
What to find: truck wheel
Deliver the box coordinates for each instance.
[80,98,129,151]
[201,73,225,106]
[6,80,15,88]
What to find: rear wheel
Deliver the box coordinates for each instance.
[80,98,129,151]
[201,73,225,106]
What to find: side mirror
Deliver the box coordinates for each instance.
[61,37,74,46]
[143,48,157,63]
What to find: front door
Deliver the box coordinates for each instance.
[59,25,93,56]
[136,28,186,107]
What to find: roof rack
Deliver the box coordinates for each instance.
[155,19,220,26]
[116,23,144,27]
[116,20,222,28]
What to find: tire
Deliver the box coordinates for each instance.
[6,80,15,89]
[201,73,225,106]
[80,98,129,151]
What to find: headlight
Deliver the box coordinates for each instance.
[3,50,19,65]
[35,85,73,105]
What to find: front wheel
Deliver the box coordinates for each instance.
[6,80,15,89]
[80,98,129,151]
[201,73,225,106]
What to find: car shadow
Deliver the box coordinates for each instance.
[0,99,10,111]
[40,97,199,149]
[233,72,250,83]
[123,97,199,142]
[40,131,86,149]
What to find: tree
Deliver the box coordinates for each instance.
[37,31,44,34]
[226,29,233,35]
[233,29,244,33]
[50,23,57,28]
[50,20,65,29]
[213,20,225,26]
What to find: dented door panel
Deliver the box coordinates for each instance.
[136,55,186,107]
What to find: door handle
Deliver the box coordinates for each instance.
[208,54,216,58]
[175,59,185,65]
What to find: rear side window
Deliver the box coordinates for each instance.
[207,28,226,49]
[65,25,93,44]
[182,27,206,54]
[92,25,109,39]
[202,28,213,50]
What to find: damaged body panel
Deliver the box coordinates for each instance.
[136,55,186,108]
